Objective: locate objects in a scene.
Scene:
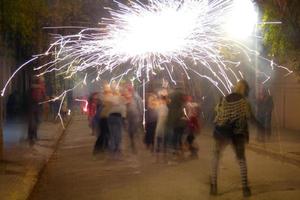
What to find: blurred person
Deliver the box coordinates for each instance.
[104,85,126,158]
[123,84,143,153]
[184,95,201,158]
[256,87,274,142]
[27,76,46,145]
[88,92,100,135]
[210,80,260,197]
[154,95,168,163]
[144,93,158,152]
[166,87,187,159]
[94,85,112,154]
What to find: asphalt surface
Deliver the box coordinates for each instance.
[29,115,300,200]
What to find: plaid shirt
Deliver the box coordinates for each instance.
[214,93,251,135]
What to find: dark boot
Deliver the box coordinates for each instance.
[210,184,217,195]
[243,186,251,197]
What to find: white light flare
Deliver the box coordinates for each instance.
[113,1,200,56]
[224,0,258,39]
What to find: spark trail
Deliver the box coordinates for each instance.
[0,0,293,106]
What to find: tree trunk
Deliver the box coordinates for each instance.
[0,97,3,160]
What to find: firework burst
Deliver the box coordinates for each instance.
[1,0,292,99]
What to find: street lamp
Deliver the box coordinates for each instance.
[224,0,258,40]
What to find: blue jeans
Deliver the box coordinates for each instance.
[107,113,123,153]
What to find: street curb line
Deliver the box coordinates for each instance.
[201,132,300,168]
[25,116,73,200]
[247,144,300,168]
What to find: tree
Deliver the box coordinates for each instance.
[0,0,108,159]
[258,0,300,72]
[0,0,49,57]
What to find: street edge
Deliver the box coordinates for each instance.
[247,144,300,168]
[202,131,300,168]
[25,116,73,200]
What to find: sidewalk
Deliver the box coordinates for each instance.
[0,120,299,200]
[0,117,71,200]
[248,126,300,166]
[202,125,300,167]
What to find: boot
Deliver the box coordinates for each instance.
[243,186,251,197]
[210,184,217,195]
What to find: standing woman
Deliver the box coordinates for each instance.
[210,80,258,197]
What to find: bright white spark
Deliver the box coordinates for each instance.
[224,0,258,39]
[0,0,293,117]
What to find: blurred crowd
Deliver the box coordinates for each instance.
[86,83,202,162]
[5,76,275,197]
[5,75,273,166]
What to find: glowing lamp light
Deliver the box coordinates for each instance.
[225,0,258,39]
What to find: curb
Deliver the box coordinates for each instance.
[201,132,300,168]
[25,116,73,200]
[247,143,300,168]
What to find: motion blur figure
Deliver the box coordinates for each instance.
[210,80,254,197]
[256,86,273,142]
[154,95,168,163]
[106,87,127,158]
[94,85,112,154]
[184,96,200,158]
[166,87,186,158]
[123,84,143,153]
[144,93,158,152]
[88,92,100,135]
[27,76,46,145]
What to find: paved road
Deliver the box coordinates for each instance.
[29,115,300,200]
